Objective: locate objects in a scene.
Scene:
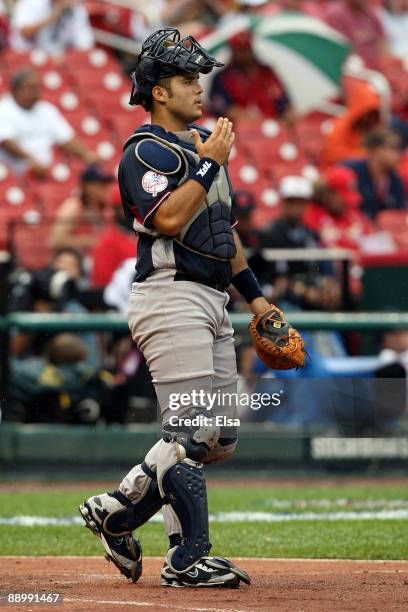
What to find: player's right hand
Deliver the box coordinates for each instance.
[191,117,235,166]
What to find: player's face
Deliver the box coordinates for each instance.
[167,74,204,123]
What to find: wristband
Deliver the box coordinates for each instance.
[189,157,220,192]
[231,268,263,303]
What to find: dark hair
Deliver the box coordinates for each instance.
[52,248,84,275]
[364,128,401,150]
[10,68,38,92]
[135,75,174,111]
[47,333,88,365]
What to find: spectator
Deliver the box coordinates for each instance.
[104,257,136,314]
[380,0,408,61]
[257,176,341,310]
[304,166,373,249]
[218,0,272,24]
[7,333,115,424]
[342,128,406,219]
[50,164,114,256]
[324,0,388,69]
[0,69,98,176]
[209,30,292,122]
[320,81,381,169]
[90,185,136,288]
[131,0,227,43]
[9,247,88,315]
[10,0,94,56]
[9,247,90,350]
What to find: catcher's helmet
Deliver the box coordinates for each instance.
[129,28,223,109]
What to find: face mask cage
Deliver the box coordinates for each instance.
[129,28,223,105]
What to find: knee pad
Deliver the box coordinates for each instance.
[161,459,210,572]
[163,408,220,463]
[203,436,238,465]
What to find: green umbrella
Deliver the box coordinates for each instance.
[201,12,351,115]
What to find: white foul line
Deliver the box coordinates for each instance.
[2,509,408,526]
[64,598,249,612]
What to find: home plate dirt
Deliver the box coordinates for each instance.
[1,557,408,612]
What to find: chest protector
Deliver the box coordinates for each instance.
[123,128,236,261]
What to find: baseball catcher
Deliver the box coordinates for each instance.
[79,27,302,588]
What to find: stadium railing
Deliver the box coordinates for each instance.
[1,310,408,413]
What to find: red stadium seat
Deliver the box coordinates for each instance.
[65,48,119,73]
[113,112,148,143]
[377,210,408,233]
[1,49,56,73]
[32,181,76,213]
[11,221,54,269]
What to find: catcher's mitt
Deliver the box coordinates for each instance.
[249,306,305,370]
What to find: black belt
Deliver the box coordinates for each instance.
[174,271,226,293]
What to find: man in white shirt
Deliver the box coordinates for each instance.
[0,68,97,175]
[10,0,94,56]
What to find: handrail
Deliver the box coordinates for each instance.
[3,311,408,333]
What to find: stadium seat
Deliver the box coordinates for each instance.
[65,48,119,73]
[11,220,54,269]
[269,158,311,183]
[376,210,408,250]
[377,210,408,232]
[113,112,148,143]
[32,181,76,213]
[1,49,56,73]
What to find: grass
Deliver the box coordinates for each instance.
[0,483,407,559]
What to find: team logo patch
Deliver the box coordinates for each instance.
[142,171,168,197]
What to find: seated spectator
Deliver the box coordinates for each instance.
[209,30,292,123]
[10,246,103,365]
[257,176,341,310]
[0,69,98,176]
[380,0,408,61]
[131,0,227,43]
[9,247,85,315]
[10,0,94,56]
[90,185,136,288]
[7,333,115,424]
[51,165,114,256]
[304,166,373,249]
[320,81,381,169]
[342,128,406,219]
[50,164,114,256]
[324,0,388,69]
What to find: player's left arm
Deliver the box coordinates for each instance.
[230,230,271,316]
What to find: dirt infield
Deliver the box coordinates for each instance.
[1,557,408,612]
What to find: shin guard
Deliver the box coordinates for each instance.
[161,458,210,572]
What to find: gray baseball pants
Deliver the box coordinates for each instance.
[119,269,238,536]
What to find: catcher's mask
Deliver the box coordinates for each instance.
[129,28,223,109]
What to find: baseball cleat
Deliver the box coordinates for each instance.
[79,493,142,583]
[160,556,251,588]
